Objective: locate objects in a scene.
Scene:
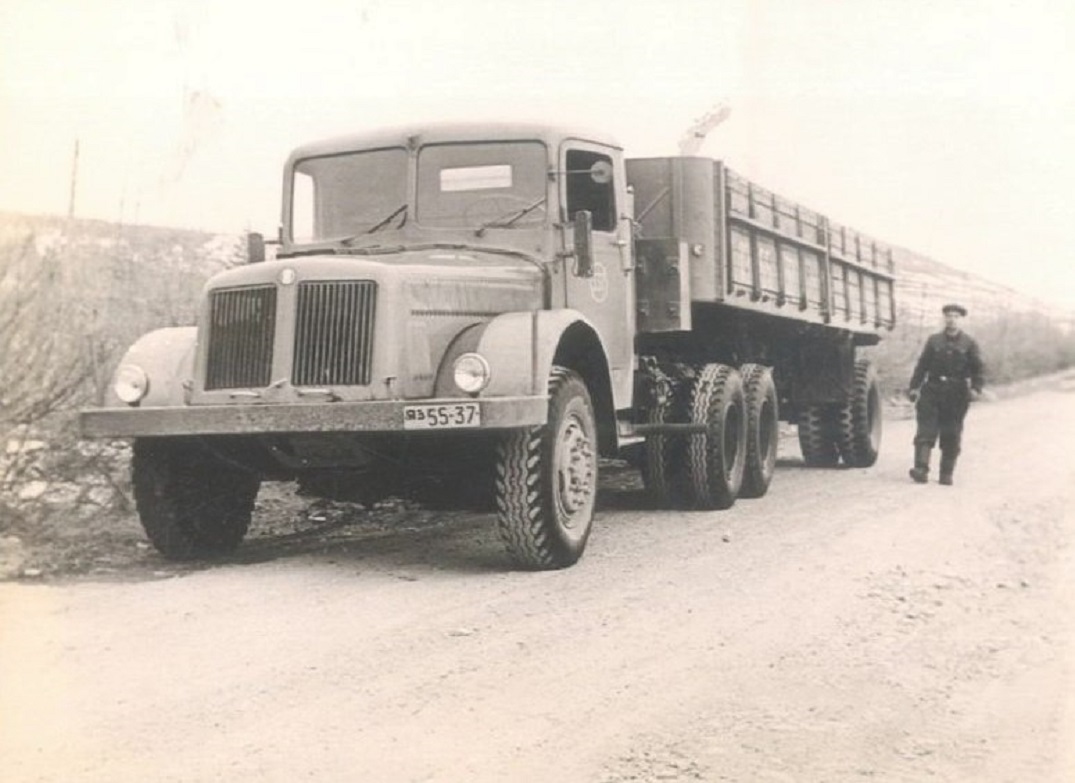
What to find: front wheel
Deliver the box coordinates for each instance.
[132,438,260,560]
[495,367,598,569]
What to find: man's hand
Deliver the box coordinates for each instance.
[908,388,920,403]
[970,388,982,402]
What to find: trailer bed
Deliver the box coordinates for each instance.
[626,157,897,339]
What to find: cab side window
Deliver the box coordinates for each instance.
[565,149,615,232]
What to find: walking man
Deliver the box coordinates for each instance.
[908,303,984,485]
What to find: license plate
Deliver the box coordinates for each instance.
[403,402,481,430]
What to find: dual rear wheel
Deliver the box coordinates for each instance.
[643,362,778,510]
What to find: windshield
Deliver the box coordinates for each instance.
[289,141,548,243]
[417,141,547,229]
[290,147,408,242]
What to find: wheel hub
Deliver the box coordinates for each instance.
[557,415,594,516]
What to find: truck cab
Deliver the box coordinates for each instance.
[177,124,632,413]
[82,124,638,570]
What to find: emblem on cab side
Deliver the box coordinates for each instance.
[589,262,608,303]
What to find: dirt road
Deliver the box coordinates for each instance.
[2,385,1073,782]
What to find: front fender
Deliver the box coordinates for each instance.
[434,310,609,399]
[102,327,197,408]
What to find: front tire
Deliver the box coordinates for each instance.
[686,363,746,510]
[132,438,260,560]
[495,368,597,569]
[740,364,779,498]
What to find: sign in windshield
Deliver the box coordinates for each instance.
[440,164,513,192]
[418,141,546,229]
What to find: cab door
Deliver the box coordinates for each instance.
[559,141,635,407]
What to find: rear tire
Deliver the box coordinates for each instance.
[641,380,688,508]
[686,363,746,510]
[495,367,597,569]
[132,438,260,560]
[797,405,840,467]
[836,358,882,467]
[740,364,779,498]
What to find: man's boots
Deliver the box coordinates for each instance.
[909,445,931,483]
[939,453,957,486]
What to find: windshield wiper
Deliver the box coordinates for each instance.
[366,203,408,234]
[340,204,408,245]
[476,197,546,237]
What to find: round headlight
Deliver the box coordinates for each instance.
[113,364,149,404]
[453,353,491,395]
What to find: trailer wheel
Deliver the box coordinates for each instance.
[797,406,841,466]
[132,438,260,561]
[740,364,779,498]
[686,363,746,510]
[836,358,883,467]
[495,367,597,569]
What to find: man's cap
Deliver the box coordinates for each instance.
[942,303,968,316]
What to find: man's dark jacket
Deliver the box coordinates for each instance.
[910,330,984,394]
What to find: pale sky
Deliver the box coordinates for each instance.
[2,0,1074,308]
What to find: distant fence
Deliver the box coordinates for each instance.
[870,247,1075,396]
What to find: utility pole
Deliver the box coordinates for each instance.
[67,139,80,219]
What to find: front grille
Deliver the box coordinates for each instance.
[293,281,377,386]
[205,286,277,390]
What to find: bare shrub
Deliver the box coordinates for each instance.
[0,214,245,529]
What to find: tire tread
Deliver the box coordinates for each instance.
[740,363,779,498]
[495,367,595,569]
[687,363,746,510]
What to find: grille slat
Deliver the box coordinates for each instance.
[293,281,376,387]
[205,286,277,390]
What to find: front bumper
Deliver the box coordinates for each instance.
[80,396,548,438]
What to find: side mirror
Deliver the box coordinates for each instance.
[573,210,594,278]
[247,232,265,264]
[589,160,613,185]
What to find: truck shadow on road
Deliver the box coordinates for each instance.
[231,464,684,574]
[186,459,828,577]
[37,457,846,584]
[231,506,511,575]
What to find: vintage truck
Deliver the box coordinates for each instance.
[81,123,895,569]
